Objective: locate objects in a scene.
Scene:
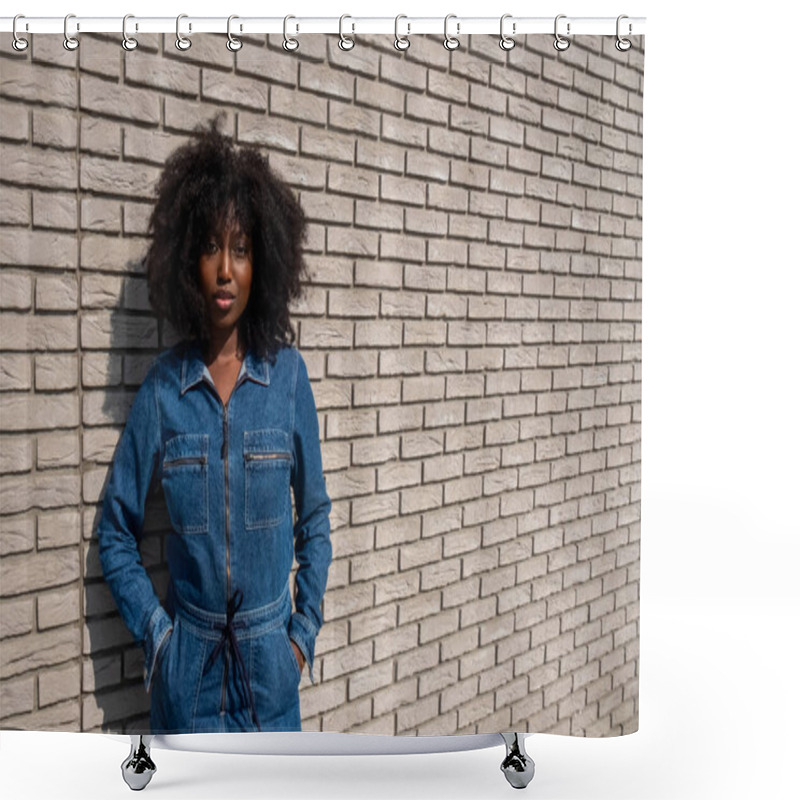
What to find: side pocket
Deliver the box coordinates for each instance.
[243,429,292,530]
[161,434,209,534]
[281,626,302,684]
[156,620,176,682]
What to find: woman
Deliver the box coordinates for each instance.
[97,120,332,733]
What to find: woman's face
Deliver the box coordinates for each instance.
[198,217,253,338]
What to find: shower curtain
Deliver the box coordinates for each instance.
[0,26,643,738]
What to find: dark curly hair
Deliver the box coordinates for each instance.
[145,116,308,362]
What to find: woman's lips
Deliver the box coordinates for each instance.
[213,294,234,310]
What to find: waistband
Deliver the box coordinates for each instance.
[172,583,291,640]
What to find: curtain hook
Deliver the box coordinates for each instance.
[394,14,410,51]
[283,15,299,51]
[227,15,242,51]
[615,14,632,51]
[63,13,79,51]
[553,14,570,51]
[443,13,460,50]
[339,14,355,50]
[499,14,515,51]
[122,14,138,51]
[175,13,192,51]
[12,14,29,51]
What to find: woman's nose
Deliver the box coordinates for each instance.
[217,249,232,280]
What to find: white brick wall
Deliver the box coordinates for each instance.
[0,31,642,737]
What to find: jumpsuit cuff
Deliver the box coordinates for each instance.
[288,612,318,684]
[143,605,173,694]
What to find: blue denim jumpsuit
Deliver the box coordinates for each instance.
[97,340,332,733]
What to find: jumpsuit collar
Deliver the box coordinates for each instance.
[179,340,271,396]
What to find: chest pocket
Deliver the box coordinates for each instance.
[244,429,292,530]
[161,434,209,534]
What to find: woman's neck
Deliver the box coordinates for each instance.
[203,328,244,367]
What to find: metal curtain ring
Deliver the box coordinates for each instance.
[553,14,570,51]
[339,14,354,50]
[283,15,299,51]
[122,14,138,51]
[63,13,79,51]
[616,14,632,51]
[175,13,192,51]
[394,14,410,51]
[499,14,515,50]
[227,15,242,51]
[443,13,460,50]
[12,14,29,51]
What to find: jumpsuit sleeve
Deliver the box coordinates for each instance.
[288,349,333,684]
[96,361,172,693]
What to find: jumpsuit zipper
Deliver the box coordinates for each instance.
[220,402,230,716]
[243,452,290,462]
[163,456,208,468]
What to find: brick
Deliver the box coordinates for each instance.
[380,55,427,92]
[0,675,35,719]
[2,698,80,731]
[0,515,34,556]
[199,68,267,110]
[299,62,353,100]
[80,312,157,350]
[457,692,495,730]
[80,75,159,123]
[83,613,136,656]
[232,41,296,84]
[124,51,199,95]
[0,274,32,313]
[321,695,373,730]
[0,227,78,270]
[323,583,374,621]
[80,156,159,201]
[440,626,479,661]
[36,432,79,471]
[0,625,81,678]
[37,509,81,550]
[0,61,77,108]
[79,353,121,391]
[268,86,327,126]
[325,37,380,78]
[428,70,469,103]
[82,653,122,693]
[396,693,439,732]
[38,662,81,708]
[71,35,124,71]
[78,121,118,164]
[235,112,296,152]
[82,682,149,729]
[120,127,184,167]
[0,597,34,639]
[416,659,458,699]
[355,78,404,114]
[0,100,29,142]
[80,274,123,309]
[29,193,76,231]
[32,108,77,149]
[0,546,80,597]
[0,433,31,473]
[441,673,479,714]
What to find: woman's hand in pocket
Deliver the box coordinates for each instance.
[290,639,305,675]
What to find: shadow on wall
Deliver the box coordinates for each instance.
[83,262,177,734]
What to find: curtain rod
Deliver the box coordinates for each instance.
[1,16,646,37]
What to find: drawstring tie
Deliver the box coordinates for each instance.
[203,589,261,731]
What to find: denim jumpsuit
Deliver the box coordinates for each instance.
[97,340,332,733]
